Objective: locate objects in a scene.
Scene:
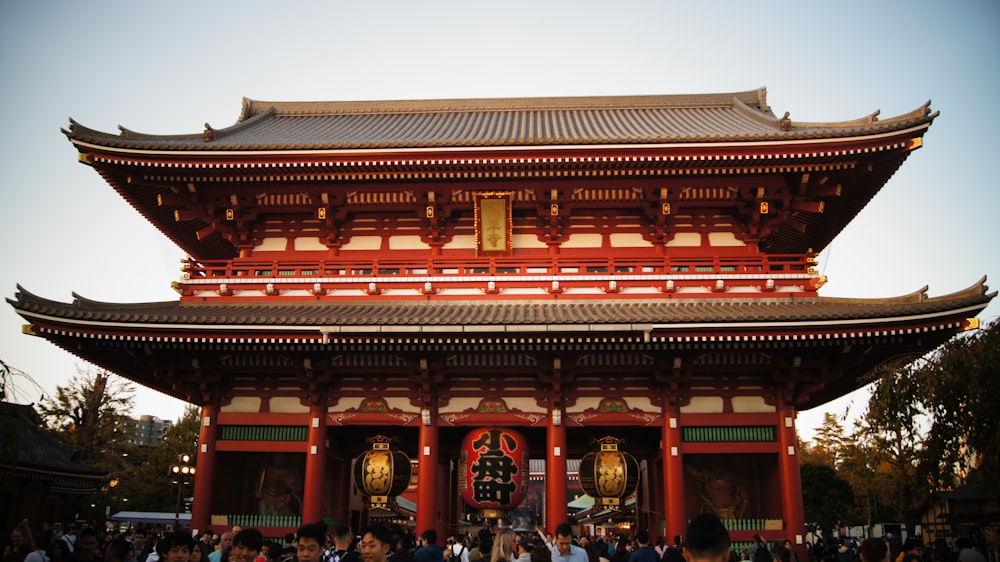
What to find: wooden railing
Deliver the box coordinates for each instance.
[172,254,822,298]
[180,254,815,280]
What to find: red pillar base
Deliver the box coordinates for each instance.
[191,405,219,534]
[546,414,568,532]
[416,414,439,535]
[302,403,327,523]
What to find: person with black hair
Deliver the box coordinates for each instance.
[683,514,731,562]
[231,531,264,562]
[71,528,103,562]
[156,534,197,562]
[106,539,133,562]
[530,545,551,562]
[296,522,328,562]
[192,541,213,562]
[50,536,72,562]
[751,536,770,562]
[360,526,392,562]
[955,538,986,562]
[858,539,888,562]
[628,532,657,562]
[25,532,50,562]
[322,527,359,562]
[386,529,415,562]
[514,537,534,562]
[414,532,443,562]
[550,524,587,562]
[468,531,491,562]
[662,536,684,562]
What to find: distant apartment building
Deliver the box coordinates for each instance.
[123,415,173,447]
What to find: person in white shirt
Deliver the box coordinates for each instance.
[25,534,51,562]
[447,536,469,562]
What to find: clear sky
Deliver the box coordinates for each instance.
[1,0,997,440]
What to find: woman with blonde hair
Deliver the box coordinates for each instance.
[489,531,516,562]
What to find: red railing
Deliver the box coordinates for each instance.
[172,253,821,298]
[181,254,814,279]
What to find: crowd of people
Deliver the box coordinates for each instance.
[803,534,990,562]
[2,516,994,562]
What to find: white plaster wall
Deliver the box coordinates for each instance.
[560,233,603,248]
[440,396,485,413]
[269,396,309,413]
[609,233,653,248]
[340,236,383,251]
[442,234,475,250]
[513,233,547,249]
[680,396,724,413]
[222,396,262,413]
[504,396,547,414]
[254,237,287,251]
[624,395,658,412]
[331,396,365,411]
[731,396,775,413]
[567,396,603,413]
[294,237,328,251]
[388,235,431,250]
[707,232,745,247]
[665,233,702,247]
[383,397,419,413]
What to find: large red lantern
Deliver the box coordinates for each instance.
[579,436,639,510]
[353,435,412,510]
[459,427,528,512]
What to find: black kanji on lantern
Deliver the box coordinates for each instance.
[470,428,520,505]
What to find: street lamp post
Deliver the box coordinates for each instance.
[169,454,196,529]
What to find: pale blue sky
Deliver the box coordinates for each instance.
[1,0,997,439]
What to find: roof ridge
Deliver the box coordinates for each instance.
[240,88,770,120]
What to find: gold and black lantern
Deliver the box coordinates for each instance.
[578,436,639,510]
[353,435,412,510]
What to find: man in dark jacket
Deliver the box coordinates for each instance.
[414,531,444,562]
[628,532,659,562]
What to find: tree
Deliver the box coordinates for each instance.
[801,412,849,469]
[37,366,135,471]
[116,405,201,511]
[854,361,929,536]
[851,319,1000,536]
[914,319,1000,495]
[800,462,855,539]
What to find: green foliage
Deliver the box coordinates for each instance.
[848,318,1000,535]
[915,319,1000,494]
[115,405,201,511]
[801,413,849,469]
[800,319,999,537]
[37,366,135,471]
[855,361,927,533]
[36,368,203,515]
[800,462,854,538]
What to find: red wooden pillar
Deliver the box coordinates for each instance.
[777,399,807,562]
[191,404,219,534]
[328,449,350,527]
[302,402,327,523]
[546,405,568,532]
[661,396,685,541]
[416,407,439,535]
[648,456,665,539]
[435,454,450,543]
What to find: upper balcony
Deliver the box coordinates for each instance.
[172,253,824,300]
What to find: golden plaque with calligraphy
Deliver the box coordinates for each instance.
[474,192,513,256]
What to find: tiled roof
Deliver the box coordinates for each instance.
[0,402,106,482]
[9,278,992,332]
[64,89,936,151]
